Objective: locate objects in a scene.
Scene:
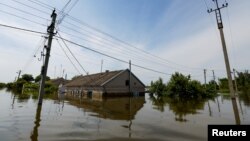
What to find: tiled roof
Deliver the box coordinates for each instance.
[65,70,124,87]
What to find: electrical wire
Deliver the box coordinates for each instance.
[24,0,205,71]
[56,35,172,76]
[57,31,89,75]
[11,0,50,15]
[0,9,47,27]
[0,23,46,35]
[0,2,49,21]
[26,0,53,10]
[56,39,82,74]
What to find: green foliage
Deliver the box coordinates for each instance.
[149,72,217,99]
[149,78,167,96]
[44,81,57,93]
[35,75,50,83]
[166,73,190,98]
[20,74,34,82]
[218,78,229,90]
[0,82,6,89]
[237,71,250,90]
[205,80,218,97]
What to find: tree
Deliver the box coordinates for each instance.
[149,77,167,96]
[35,75,50,83]
[21,74,34,82]
[218,78,228,90]
[0,82,6,89]
[237,71,250,90]
[166,72,190,98]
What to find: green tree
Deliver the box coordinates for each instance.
[218,78,228,90]
[149,77,167,96]
[0,82,6,89]
[35,75,50,83]
[237,71,250,90]
[21,74,34,82]
[165,72,190,98]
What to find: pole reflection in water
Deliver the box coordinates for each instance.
[129,96,132,138]
[231,98,241,125]
[207,101,212,117]
[30,105,42,141]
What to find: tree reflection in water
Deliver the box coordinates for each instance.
[149,94,207,122]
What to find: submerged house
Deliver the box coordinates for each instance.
[65,69,145,97]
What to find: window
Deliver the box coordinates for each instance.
[125,80,129,86]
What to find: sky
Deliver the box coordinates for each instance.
[0,0,250,85]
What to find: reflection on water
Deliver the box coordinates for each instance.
[30,105,42,141]
[64,94,145,120]
[1,89,250,141]
[149,94,207,122]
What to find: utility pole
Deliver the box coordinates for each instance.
[212,70,217,92]
[129,60,131,94]
[208,0,240,124]
[233,68,238,94]
[100,59,103,73]
[38,10,57,105]
[16,70,21,81]
[208,0,235,99]
[204,69,207,93]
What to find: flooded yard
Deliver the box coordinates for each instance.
[0,88,250,141]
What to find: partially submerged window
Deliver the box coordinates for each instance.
[125,80,129,86]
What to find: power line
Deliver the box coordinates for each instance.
[58,28,189,73]
[58,0,79,25]
[59,23,202,74]
[0,23,46,35]
[11,0,50,15]
[56,35,172,76]
[0,9,47,27]
[26,0,53,10]
[56,39,81,74]
[0,2,49,21]
[21,37,47,73]
[66,15,204,71]
[23,0,204,71]
[57,31,89,75]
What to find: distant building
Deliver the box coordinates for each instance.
[65,69,145,97]
[50,77,69,87]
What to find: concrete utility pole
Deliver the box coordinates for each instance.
[233,68,238,94]
[16,70,21,81]
[208,0,235,98]
[100,59,103,73]
[208,0,240,124]
[38,10,57,105]
[204,69,207,92]
[129,60,131,94]
[212,70,217,92]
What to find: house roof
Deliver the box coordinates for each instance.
[50,77,69,87]
[65,70,124,87]
[65,69,145,87]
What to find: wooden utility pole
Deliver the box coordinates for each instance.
[208,0,240,124]
[233,68,238,94]
[38,10,57,105]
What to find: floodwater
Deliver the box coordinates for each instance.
[0,89,250,141]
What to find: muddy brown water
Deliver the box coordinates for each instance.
[0,89,249,141]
